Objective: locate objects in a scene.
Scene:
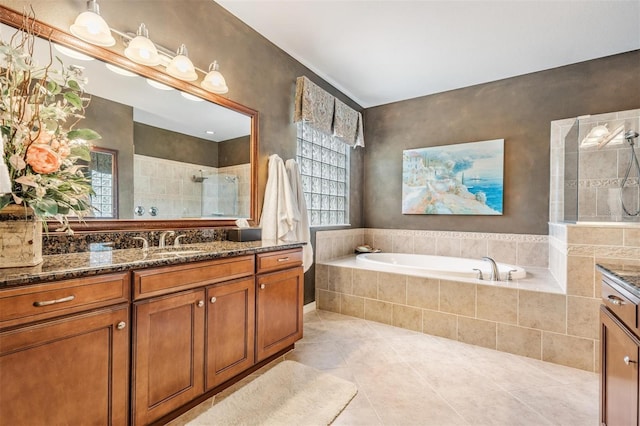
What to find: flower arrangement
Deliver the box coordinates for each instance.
[0,14,101,233]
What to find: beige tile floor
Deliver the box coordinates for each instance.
[171,309,599,426]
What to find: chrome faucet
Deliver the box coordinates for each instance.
[159,231,175,248]
[482,256,500,281]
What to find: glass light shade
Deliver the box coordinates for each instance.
[166,44,197,81]
[124,24,161,66]
[180,92,204,102]
[105,63,137,77]
[70,11,115,47]
[146,78,174,91]
[201,61,229,94]
[53,44,95,61]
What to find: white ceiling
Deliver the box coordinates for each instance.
[216,0,640,108]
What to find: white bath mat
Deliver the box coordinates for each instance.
[187,360,357,426]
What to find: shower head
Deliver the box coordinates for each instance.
[625,130,639,140]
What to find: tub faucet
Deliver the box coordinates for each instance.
[482,257,500,281]
[159,231,175,248]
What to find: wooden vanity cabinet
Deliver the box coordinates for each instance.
[131,256,256,425]
[132,289,206,426]
[206,277,255,390]
[255,249,304,362]
[0,273,130,426]
[600,276,640,426]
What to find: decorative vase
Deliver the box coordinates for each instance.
[0,204,43,268]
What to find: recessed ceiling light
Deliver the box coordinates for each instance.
[146,78,173,91]
[180,92,204,102]
[205,130,215,135]
[53,43,94,61]
[105,63,137,77]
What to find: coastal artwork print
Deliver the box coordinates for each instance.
[402,139,504,215]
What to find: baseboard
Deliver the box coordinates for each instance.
[303,301,316,314]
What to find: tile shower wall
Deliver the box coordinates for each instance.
[550,108,640,223]
[134,155,215,218]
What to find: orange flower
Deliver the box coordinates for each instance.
[26,144,62,174]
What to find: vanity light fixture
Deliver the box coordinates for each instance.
[201,61,229,94]
[105,63,137,77]
[70,2,229,91]
[146,78,174,91]
[124,23,161,66]
[69,0,115,47]
[166,44,198,81]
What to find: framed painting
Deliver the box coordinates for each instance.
[402,139,504,215]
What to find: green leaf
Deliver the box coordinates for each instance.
[67,128,101,141]
[67,79,81,91]
[0,195,11,210]
[70,145,92,162]
[47,80,60,95]
[63,92,82,109]
[34,198,59,216]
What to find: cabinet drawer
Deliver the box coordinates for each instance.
[133,255,254,300]
[602,280,638,330]
[256,249,303,273]
[0,273,130,329]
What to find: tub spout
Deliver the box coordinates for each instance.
[482,257,500,281]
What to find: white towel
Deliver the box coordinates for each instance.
[260,154,300,242]
[286,159,313,272]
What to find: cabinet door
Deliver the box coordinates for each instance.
[206,278,255,390]
[0,304,129,426]
[133,290,205,426]
[256,267,303,362]
[600,307,640,426]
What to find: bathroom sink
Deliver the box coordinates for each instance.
[151,249,205,257]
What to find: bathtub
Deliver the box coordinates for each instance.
[356,253,527,281]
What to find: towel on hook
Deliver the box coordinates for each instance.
[260,154,300,242]
[286,159,313,272]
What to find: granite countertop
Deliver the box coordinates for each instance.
[0,240,305,288]
[597,262,640,298]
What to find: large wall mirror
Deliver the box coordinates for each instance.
[0,8,258,231]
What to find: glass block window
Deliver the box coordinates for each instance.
[88,150,116,218]
[296,122,349,226]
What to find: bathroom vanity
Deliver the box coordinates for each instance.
[0,242,304,426]
[598,263,640,426]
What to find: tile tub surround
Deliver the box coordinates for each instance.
[316,228,549,268]
[316,257,598,372]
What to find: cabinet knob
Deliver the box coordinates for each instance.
[260,284,266,290]
[210,297,217,304]
[624,356,637,365]
[197,300,205,308]
[116,321,126,330]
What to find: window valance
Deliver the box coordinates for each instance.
[294,76,364,148]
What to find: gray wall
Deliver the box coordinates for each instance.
[218,135,250,167]
[134,123,219,167]
[364,51,640,235]
[82,96,134,219]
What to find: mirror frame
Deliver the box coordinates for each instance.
[0,7,259,232]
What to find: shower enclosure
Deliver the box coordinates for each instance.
[551,108,640,224]
[201,173,239,217]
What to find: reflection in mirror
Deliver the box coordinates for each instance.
[87,147,118,218]
[0,19,255,225]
